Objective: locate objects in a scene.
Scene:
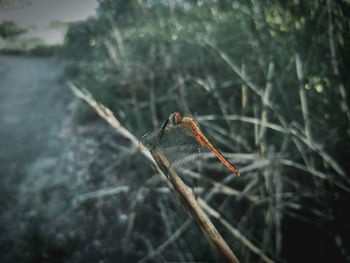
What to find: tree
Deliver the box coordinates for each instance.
[0,20,26,40]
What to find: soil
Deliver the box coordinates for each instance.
[0,55,191,263]
[0,55,127,262]
[0,55,74,260]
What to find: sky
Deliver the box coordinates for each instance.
[0,0,98,45]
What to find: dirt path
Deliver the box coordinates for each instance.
[0,55,147,262]
[0,54,69,179]
[0,55,69,180]
[0,55,71,250]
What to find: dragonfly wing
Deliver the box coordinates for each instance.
[139,125,205,168]
[138,130,159,150]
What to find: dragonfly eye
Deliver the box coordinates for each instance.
[175,112,182,123]
[169,112,182,125]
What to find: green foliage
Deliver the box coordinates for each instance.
[61,0,350,262]
[0,44,62,56]
[0,20,26,39]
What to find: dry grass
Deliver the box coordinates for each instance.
[64,2,350,262]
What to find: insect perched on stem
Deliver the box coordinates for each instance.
[140,112,240,176]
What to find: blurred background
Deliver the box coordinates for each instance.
[1,0,350,262]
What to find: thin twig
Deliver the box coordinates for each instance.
[157,198,187,262]
[124,187,148,254]
[199,114,347,178]
[288,127,346,178]
[327,0,350,126]
[198,115,287,133]
[175,73,191,116]
[198,199,275,263]
[258,61,274,144]
[181,169,259,202]
[68,82,140,148]
[72,186,129,206]
[295,53,313,144]
[149,71,159,128]
[138,219,192,263]
[205,39,264,98]
[195,76,234,132]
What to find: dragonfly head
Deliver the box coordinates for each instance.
[169,112,182,125]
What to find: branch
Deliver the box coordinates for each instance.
[199,199,275,263]
[72,186,129,206]
[150,147,240,263]
[69,82,240,262]
[68,81,139,148]
[295,53,312,142]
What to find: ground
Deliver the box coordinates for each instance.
[0,55,172,263]
[0,55,126,262]
[0,55,68,186]
[0,55,72,259]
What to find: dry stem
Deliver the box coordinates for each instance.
[150,146,240,263]
[69,82,240,262]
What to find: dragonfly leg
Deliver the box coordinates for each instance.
[168,160,174,169]
[150,119,169,152]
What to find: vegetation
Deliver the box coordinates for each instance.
[0,20,62,56]
[0,44,62,56]
[0,20,26,39]
[61,0,350,262]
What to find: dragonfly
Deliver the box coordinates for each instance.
[140,112,240,176]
